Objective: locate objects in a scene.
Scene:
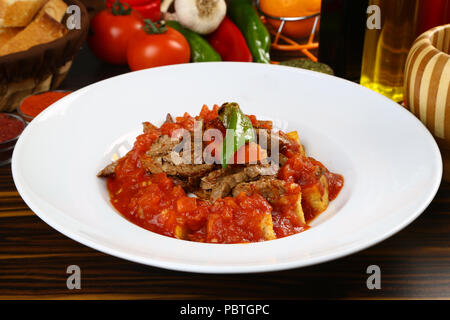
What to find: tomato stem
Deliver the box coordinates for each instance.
[111,0,132,16]
[143,19,168,34]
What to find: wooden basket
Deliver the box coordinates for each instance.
[0,0,89,112]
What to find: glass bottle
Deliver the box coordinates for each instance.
[360,0,420,102]
[318,0,368,82]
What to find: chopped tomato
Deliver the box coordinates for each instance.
[198,104,220,121]
[234,141,268,164]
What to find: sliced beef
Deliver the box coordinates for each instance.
[245,163,278,177]
[142,134,216,179]
[147,135,181,157]
[165,163,215,177]
[193,189,212,200]
[99,122,159,178]
[201,164,277,202]
[200,164,277,190]
[255,128,299,154]
[209,170,249,201]
[165,113,174,123]
[233,177,306,225]
[232,177,287,201]
[200,167,229,190]
[170,176,203,193]
[97,161,117,178]
[142,155,215,177]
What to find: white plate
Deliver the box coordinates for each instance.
[12,62,442,273]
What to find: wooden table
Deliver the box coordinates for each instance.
[1,44,450,300]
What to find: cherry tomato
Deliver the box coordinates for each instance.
[88,6,144,65]
[127,25,190,71]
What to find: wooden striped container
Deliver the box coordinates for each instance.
[404,24,450,181]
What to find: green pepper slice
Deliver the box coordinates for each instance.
[228,0,271,64]
[219,103,256,168]
[166,20,222,62]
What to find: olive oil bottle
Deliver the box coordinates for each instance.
[360,0,420,102]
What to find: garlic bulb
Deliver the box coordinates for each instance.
[173,0,226,35]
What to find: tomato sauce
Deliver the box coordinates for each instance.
[282,156,343,200]
[106,106,344,243]
[0,114,25,143]
[270,182,308,238]
[108,169,274,243]
[19,91,71,119]
[279,154,344,221]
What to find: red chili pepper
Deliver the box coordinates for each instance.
[207,17,253,62]
[106,0,161,21]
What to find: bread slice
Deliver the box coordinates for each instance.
[0,0,49,27]
[0,27,22,47]
[38,0,67,22]
[0,12,66,56]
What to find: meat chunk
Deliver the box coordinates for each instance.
[233,176,281,200]
[200,164,277,202]
[142,155,215,177]
[200,167,229,190]
[200,164,276,190]
[147,135,181,158]
[255,128,305,158]
[142,134,216,179]
[169,176,202,193]
[97,161,117,177]
[193,189,212,200]
[209,169,250,202]
[165,113,174,123]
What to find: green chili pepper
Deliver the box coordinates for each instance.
[228,0,271,64]
[166,20,222,62]
[219,103,256,168]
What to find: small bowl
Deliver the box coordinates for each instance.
[17,90,72,123]
[16,104,34,123]
[0,113,26,166]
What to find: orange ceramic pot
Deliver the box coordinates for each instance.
[259,0,321,39]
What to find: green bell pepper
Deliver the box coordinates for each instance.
[228,0,271,64]
[219,103,256,168]
[166,20,222,62]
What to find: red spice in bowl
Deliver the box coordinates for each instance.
[18,91,71,122]
[0,113,26,166]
